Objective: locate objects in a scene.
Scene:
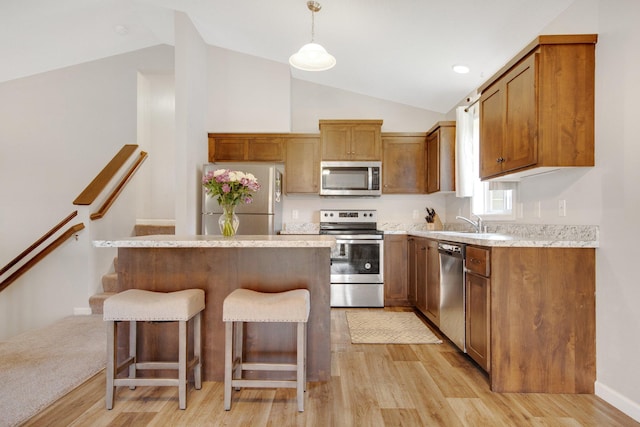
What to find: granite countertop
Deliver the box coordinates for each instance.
[407,230,598,248]
[93,234,336,248]
[281,222,599,248]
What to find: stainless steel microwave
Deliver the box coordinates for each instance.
[320,161,382,196]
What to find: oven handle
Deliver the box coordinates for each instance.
[334,239,383,245]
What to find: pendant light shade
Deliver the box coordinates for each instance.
[289,42,336,71]
[289,1,336,71]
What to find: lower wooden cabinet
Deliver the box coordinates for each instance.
[465,245,491,372]
[383,234,409,306]
[407,237,418,306]
[465,273,490,372]
[407,237,429,314]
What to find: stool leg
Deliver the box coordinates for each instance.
[224,321,233,410]
[194,312,202,390]
[128,320,137,390]
[297,321,305,412]
[178,319,187,410]
[304,322,308,391]
[234,321,243,390]
[106,320,116,410]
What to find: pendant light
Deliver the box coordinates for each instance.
[289,1,336,71]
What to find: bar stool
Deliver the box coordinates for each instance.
[103,289,205,410]
[223,288,310,412]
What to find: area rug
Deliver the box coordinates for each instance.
[346,311,442,344]
[0,315,106,427]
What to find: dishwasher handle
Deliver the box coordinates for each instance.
[437,242,465,258]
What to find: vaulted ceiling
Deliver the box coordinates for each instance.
[1,0,578,113]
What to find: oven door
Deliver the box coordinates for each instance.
[330,238,383,284]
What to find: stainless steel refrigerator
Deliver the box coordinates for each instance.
[201,163,283,235]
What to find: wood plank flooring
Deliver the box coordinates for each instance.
[22,308,638,427]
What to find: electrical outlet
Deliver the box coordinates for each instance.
[558,200,567,217]
[412,209,419,219]
[535,201,541,218]
[292,209,299,219]
[517,202,524,218]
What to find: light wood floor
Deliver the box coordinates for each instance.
[23,308,638,427]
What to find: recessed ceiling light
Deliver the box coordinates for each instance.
[452,64,470,74]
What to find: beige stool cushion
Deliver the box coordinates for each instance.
[223,289,310,322]
[103,289,205,321]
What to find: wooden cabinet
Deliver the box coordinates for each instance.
[381,133,426,194]
[208,134,285,162]
[464,244,596,393]
[478,34,597,180]
[383,234,410,306]
[424,239,440,325]
[407,237,418,306]
[408,236,428,312]
[465,245,491,372]
[284,135,320,194]
[319,120,382,161]
[426,122,456,193]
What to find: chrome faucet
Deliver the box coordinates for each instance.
[456,214,483,233]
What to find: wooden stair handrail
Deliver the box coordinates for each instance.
[90,151,148,221]
[0,223,85,293]
[0,211,78,277]
[73,144,138,205]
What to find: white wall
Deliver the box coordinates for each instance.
[206,46,291,133]
[174,12,208,235]
[591,0,640,419]
[136,72,176,221]
[443,0,640,420]
[0,45,174,339]
[291,79,445,133]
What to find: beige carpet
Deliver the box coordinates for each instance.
[0,315,106,427]
[346,310,443,344]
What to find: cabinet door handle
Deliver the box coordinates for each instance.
[470,258,481,264]
[496,157,504,163]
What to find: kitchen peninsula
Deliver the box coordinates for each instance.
[93,235,335,382]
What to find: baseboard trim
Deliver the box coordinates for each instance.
[73,307,93,315]
[595,380,640,423]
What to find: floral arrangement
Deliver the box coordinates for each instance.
[202,169,261,207]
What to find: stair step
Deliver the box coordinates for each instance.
[101,273,118,293]
[134,224,175,236]
[89,292,116,315]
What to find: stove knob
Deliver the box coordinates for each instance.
[364,262,371,270]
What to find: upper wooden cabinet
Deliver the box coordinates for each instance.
[426,122,456,193]
[284,135,321,194]
[319,120,383,161]
[478,34,597,180]
[381,133,426,194]
[208,134,285,162]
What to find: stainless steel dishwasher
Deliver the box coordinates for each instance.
[438,241,466,352]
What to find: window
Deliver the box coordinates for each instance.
[471,181,516,220]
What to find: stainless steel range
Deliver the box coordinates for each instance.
[319,209,384,307]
